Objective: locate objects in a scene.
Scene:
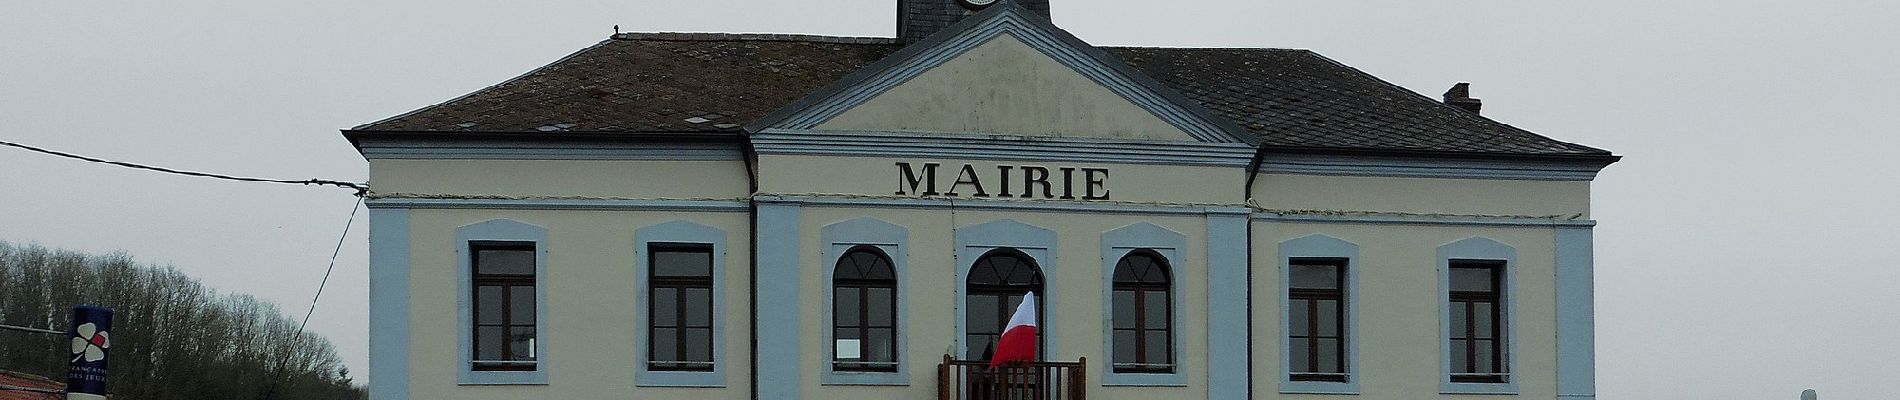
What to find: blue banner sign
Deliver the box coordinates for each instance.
[66,306,111,400]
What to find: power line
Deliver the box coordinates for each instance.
[0,323,64,335]
[298,195,362,333]
[260,195,362,400]
[0,139,367,195]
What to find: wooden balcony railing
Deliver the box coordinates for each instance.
[937,355,1086,400]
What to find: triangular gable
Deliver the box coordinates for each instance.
[750,1,1259,145]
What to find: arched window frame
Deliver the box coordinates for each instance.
[1109,249,1174,372]
[1100,222,1187,386]
[831,245,900,372]
[820,217,910,385]
[963,247,1047,361]
[955,219,1056,361]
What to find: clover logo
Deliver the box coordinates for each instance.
[70,322,109,363]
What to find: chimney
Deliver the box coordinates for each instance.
[899,0,1052,43]
[1443,82,1483,114]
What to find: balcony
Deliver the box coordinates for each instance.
[937,355,1087,400]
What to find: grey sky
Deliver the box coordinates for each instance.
[3,0,1893,398]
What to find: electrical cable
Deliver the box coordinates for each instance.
[0,139,366,195]
[260,195,362,400]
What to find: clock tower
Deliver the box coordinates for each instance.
[899,0,1051,43]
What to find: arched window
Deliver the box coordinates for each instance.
[965,248,1044,361]
[1111,250,1172,373]
[833,245,898,372]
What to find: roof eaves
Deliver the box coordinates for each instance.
[1261,144,1622,165]
[341,129,746,151]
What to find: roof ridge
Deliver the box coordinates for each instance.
[1102,45,1309,52]
[612,32,899,45]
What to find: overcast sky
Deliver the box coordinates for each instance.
[4,0,1896,398]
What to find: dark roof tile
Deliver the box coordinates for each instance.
[354,33,1608,156]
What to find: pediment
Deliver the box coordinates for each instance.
[752,2,1256,144]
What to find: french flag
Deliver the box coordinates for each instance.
[989,292,1039,367]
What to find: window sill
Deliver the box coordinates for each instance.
[1100,371,1187,387]
[1280,380,1359,395]
[635,368,726,388]
[1440,381,1518,395]
[821,367,910,386]
[458,369,548,385]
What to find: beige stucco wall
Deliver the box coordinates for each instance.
[1251,221,1561,399]
[795,207,1213,400]
[757,154,1246,206]
[816,34,1199,142]
[1252,173,1592,218]
[369,159,751,199]
[402,208,752,399]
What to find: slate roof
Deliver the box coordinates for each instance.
[352,32,1610,158]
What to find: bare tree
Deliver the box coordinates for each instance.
[0,241,365,400]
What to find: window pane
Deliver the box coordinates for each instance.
[685,288,712,327]
[1316,299,1339,337]
[1316,338,1340,373]
[477,286,502,325]
[1144,291,1169,330]
[1474,339,1496,373]
[867,287,893,326]
[652,328,677,362]
[1289,299,1310,336]
[1450,340,1469,373]
[863,256,894,280]
[1004,264,1037,285]
[1451,266,1495,292]
[654,249,711,277]
[686,328,712,362]
[1113,330,1136,364]
[476,249,533,275]
[510,286,534,323]
[1290,264,1338,289]
[968,264,1001,285]
[653,288,677,326]
[1450,302,1469,339]
[1144,331,1169,365]
[1113,262,1137,282]
[1289,338,1311,372]
[967,295,997,333]
[1112,290,1136,329]
[510,326,536,361]
[968,335,994,360]
[1475,302,1495,339]
[1140,259,1168,284]
[477,326,503,361]
[866,328,894,362]
[836,288,860,326]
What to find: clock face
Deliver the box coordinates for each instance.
[963,0,996,7]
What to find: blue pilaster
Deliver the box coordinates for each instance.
[755,203,804,399]
[1205,211,1250,399]
[1555,227,1596,399]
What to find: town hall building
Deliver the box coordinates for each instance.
[344,1,1618,399]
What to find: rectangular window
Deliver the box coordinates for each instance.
[649,245,715,371]
[1449,261,1506,383]
[472,244,536,371]
[1288,259,1345,382]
